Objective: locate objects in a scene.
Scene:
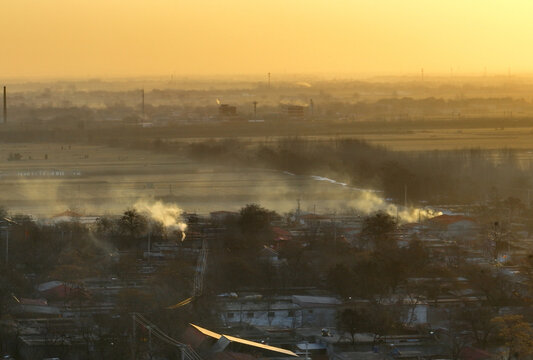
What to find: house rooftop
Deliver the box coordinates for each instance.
[260,246,279,257]
[37,281,64,292]
[428,214,475,225]
[189,324,298,357]
[53,210,82,218]
[292,295,341,306]
[300,214,329,220]
[459,346,497,360]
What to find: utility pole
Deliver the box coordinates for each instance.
[132,313,136,360]
[5,228,8,265]
[333,211,337,254]
[141,88,145,124]
[147,232,151,265]
[396,207,399,223]
[1,221,14,265]
[268,72,271,89]
[253,101,257,118]
[148,326,153,360]
[3,86,6,124]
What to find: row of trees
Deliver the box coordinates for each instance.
[338,307,533,360]
[182,137,531,205]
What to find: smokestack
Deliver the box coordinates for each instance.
[141,88,145,124]
[3,86,6,124]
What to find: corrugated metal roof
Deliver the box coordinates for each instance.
[296,343,327,350]
[53,210,82,218]
[428,214,475,225]
[37,281,64,292]
[190,324,298,357]
[291,295,341,306]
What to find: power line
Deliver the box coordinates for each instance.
[132,313,203,360]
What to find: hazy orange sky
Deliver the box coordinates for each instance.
[3,0,533,78]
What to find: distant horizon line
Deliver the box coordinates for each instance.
[2,71,533,83]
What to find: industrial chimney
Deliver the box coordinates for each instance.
[3,86,6,123]
[141,88,145,124]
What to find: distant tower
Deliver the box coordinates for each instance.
[421,68,424,81]
[141,88,145,124]
[3,86,6,123]
[309,99,314,116]
[253,101,258,118]
[268,72,271,89]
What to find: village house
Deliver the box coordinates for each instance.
[426,214,478,239]
[218,294,342,329]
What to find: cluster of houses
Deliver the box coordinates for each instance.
[1,207,527,360]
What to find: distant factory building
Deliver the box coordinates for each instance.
[218,104,237,116]
[281,104,305,119]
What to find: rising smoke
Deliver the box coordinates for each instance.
[310,175,442,223]
[349,190,442,223]
[294,81,312,88]
[134,200,188,240]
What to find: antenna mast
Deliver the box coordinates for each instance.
[141,88,145,124]
[3,86,6,123]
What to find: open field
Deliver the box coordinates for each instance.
[358,127,533,151]
[160,126,533,152]
[0,143,369,217]
[2,122,533,217]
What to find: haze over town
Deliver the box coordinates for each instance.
[3,2,533,360]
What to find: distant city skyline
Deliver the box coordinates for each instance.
[3,0,533,78]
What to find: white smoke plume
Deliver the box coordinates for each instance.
[294,81,312,88]
[134,200,188,240]
[310,175,442,223]
[349,190,442,223]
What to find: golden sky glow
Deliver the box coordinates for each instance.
[3,0,533,78]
